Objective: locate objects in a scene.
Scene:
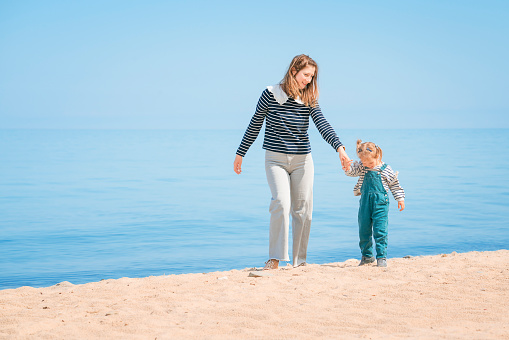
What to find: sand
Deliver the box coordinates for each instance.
[1,250,508,339]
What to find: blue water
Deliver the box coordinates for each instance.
[1,128,508,289]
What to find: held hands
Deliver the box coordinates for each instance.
[343,159,353,172]
[398,201,405,211]
[338,147,352,171]
[234,154,243,174]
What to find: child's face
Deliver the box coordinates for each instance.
[360,156,380,169]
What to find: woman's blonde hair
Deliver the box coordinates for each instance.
[280,54,319,107]
[356,139,383,161]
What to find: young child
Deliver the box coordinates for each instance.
[344,140,405,267]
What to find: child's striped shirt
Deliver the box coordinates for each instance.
[345,161,405,201]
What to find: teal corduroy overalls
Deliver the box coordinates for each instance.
[358,164,389,259]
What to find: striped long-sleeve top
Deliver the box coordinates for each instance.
[236,86,343,157]
[345,161,405,201]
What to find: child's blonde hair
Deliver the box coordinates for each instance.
[280,54,319,107]
[356,139,383,161]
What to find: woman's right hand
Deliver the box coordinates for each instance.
[234,154,243,174]
[338,146,351,171]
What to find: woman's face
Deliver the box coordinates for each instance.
[294,65,316,89]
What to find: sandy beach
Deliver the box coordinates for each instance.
[1,250,508,339]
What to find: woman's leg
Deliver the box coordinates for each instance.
[289,153,314,267]
[265,151,291,262]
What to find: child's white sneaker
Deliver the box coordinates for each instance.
[377,258,387,267]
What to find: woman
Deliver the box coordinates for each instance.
[234,54,350,270]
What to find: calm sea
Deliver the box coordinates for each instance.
[1,128,508,289]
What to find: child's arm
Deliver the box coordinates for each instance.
[382,166,405,210]
[388,178,405,202]
[344,160,363,177]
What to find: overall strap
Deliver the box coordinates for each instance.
[380,163,387,172]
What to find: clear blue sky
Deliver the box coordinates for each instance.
[1,1,508,129]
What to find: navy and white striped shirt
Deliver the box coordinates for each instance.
[236,88,343,157]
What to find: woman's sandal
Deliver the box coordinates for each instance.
[263,259,279,270]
